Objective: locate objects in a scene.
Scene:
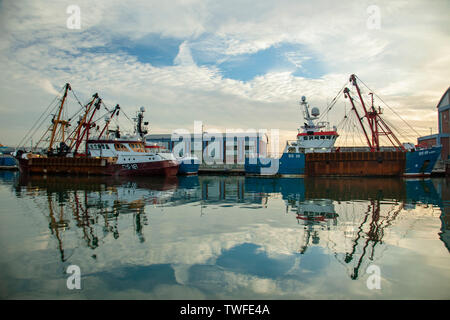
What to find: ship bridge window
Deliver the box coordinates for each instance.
[326,136,331,139]
[315,136,319,140]
[320,136,325,139]
[129,143,145,153]
[114,143,129,152]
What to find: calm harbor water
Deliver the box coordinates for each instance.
[0,171,449,299]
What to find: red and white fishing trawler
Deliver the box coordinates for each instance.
[85,106,179,176]
[16,83,179,176]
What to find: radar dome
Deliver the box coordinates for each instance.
[311,107,320,117]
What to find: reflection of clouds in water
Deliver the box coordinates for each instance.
[0,173,449,299]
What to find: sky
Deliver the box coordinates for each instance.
[0,0,449,149]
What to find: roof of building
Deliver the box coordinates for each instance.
[146,132,266,140]
[418,134,438,141]
[437,86,450,109]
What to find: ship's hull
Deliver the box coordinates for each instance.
[18,157,179,176]
[404,146,441,176]
[177,156,200,175]
[0,155,18,170]
[245,152,305,176]
[305,151,406,176]
[178,162,200,175]
[245,146,442,177]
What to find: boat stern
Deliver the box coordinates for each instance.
[404,145,442,177]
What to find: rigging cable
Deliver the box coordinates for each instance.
[355,75,421,137]
[318,82,347,122]
[16,85,66,149]
[70,88,86,109]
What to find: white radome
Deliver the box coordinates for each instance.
[311,107,320,117]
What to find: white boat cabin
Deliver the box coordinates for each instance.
[283,96,339,154]
[87,140,176,164]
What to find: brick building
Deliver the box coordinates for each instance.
[418,87,450,161]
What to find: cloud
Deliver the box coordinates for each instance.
[0,0,449,146]
[173,41,196,66]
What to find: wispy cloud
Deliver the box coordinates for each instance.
[0,0,449,146]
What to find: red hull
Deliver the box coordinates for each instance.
[18,157,179,177]
[105,160,179,176]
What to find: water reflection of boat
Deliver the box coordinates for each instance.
[13,174,180,260]
[333,198,405,280]
[291,199,338,254]
[246,176,447,274]
[17,174,179,192]
[5,172,448,269]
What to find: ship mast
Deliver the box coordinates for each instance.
[98,104,120,139]
[135,107,148,139]
[344,75,406,152]
[73,97,102,154]
[48,83,71,153]
[67,93,98,150]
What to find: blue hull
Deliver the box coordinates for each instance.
[404,145,442,176]
[178,163,199,175]
[246,146,442,177]
[176,155,200,175]
[245,153,305,176]
[0,155,18,170]
[177,158,200,175]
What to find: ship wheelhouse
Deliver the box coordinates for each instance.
[283,96,339,154]
[86,139,176,165]
[296,130,339,152]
